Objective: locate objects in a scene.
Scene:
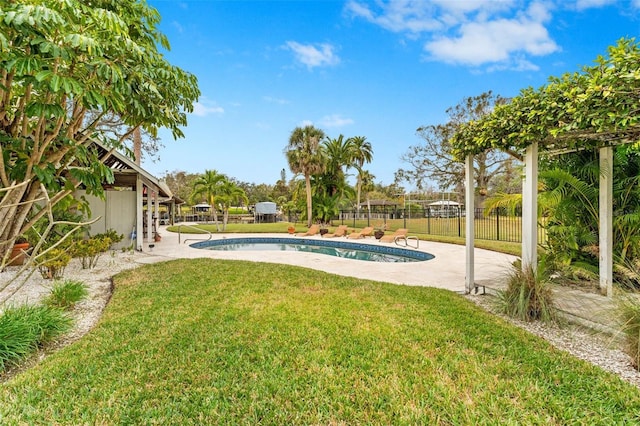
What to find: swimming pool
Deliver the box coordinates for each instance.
[191,237,434,263]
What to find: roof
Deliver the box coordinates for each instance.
[90,140,173,199]
[358,199,399,207]
[429,200,460,206]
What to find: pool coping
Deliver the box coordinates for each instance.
[144,227,518,293]
[191,236,435,262]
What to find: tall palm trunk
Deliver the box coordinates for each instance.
[305,174,313,227]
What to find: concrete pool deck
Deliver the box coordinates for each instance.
[144,226,518,293]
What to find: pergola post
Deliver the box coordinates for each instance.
[522,143,538,271]
[465,154,475,293]
[599,146,613,297]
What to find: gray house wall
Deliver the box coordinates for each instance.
[77,190,137,249]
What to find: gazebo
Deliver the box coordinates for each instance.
[453,39,640,297]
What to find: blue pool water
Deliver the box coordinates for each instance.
[191,237,434,263]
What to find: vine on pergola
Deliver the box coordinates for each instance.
[451,38,640,159]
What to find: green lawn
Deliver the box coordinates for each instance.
[1,259,638,424]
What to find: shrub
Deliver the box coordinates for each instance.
[0,305,72,372]
[43,280,88,310]
[94,229,123,249]
[37,248,71,279]
[71,237,111,269]
[618,295,640,370]
[614,259,640,370]
[496,260,557,323]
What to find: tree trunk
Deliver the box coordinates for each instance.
[305,174,313,227]
[133,126,142,165]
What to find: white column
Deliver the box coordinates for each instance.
[146,189,153,244]
[135,176,143,251]
[154,191,160,236]
[599,146,613,297]
[522,143,538,271]
[465,155,475,294]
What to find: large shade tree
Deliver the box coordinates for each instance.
[397,92,518,201]
[285,125,326,227]
[0,0,200,263]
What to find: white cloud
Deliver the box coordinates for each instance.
[425,13,558,66]
[574,0,616,10]
[285,41,340,69]
[319,114,354,128]
[347,0,560,71]
[263,96,290,105]
[192,100,224,117]
[300,120,314,127]
[171,21,184,34]
[345,0,442,33]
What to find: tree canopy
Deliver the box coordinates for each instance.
[0,0,200,261]
[451,38,640,159]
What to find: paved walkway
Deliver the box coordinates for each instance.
[146,226,518,292]
[145,226,621,334]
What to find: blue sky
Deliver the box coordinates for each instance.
[143,0,640,190]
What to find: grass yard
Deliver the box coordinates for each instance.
[3,259,637,424]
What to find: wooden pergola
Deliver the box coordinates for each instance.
[456,39,640,298]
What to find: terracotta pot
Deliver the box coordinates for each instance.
[287,226,295,234]
[9,242,29,266]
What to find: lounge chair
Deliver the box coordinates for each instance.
[296,224,320,237]
[379,228,408,243]
[322,225,348,238]
[347,226,374,239]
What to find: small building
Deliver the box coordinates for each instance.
[76,141,179,252]
[428,200,462,218]
[254,202,277,223]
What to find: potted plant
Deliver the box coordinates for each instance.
[287,225,296,234]
[374,223,387,240]
[9,236,30,266]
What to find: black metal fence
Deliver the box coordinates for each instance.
[333,208,546,244]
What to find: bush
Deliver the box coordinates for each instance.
[71,237,111,269]
[614,259,640,370]
[43,280,88,310]
[496,261,557,323]
[37,248,72,279]
[94,229,123,249]
[618,295,640,370]
[0,305,72,372]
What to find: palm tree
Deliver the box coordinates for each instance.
[323,135,352,192]
[285,125,326,227]
[191,169,226,231]
[348,136,373,213]
[217,180,249,231]
[358,169,376,213]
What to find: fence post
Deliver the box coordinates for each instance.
[458,207,461,237]
[496,208,500,241]
[403,208,407,228]
[427,208,431,234]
